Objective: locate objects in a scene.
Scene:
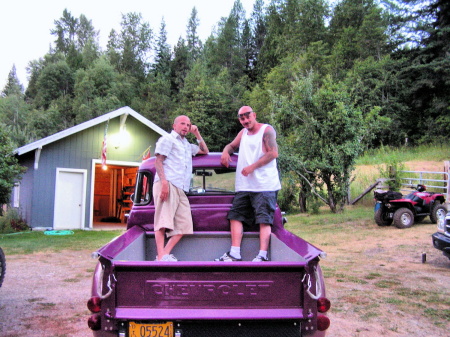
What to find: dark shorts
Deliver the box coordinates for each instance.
[228,191,278,227]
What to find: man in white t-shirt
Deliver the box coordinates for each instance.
[215,106,281,262]
[153,115,209,261]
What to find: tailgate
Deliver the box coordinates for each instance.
[112,262,307,321]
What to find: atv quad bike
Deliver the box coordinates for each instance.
[374,184,447,229]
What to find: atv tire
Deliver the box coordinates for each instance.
[0,247,5,287]
[393,208,414,229]
[430,204,447,224]
[374,208,393,226]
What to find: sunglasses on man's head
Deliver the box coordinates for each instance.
[237,111,253,120]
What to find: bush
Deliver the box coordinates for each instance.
[0,208,29,234]
[278,171,300,213]
[377,161,406,191]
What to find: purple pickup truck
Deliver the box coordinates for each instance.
[87,153,331,337]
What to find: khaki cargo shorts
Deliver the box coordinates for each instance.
[153,181,193,237]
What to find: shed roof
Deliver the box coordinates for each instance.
[15,106,168,156]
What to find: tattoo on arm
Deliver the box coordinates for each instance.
[226,143,237,153]
[263,128,278,153]
[155,155,166,181]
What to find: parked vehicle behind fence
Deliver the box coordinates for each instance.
[374,184,446,229]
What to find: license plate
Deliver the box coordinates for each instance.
[128,321,173,337]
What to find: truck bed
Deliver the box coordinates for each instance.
[110,231,309,263]
[95,229,317,322]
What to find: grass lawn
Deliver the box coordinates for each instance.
[0,229,123,255]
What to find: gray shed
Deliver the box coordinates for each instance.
[13,106,167,230]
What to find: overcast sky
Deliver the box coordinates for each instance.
[0,0,257,90]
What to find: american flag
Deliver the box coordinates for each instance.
[101,134,107,167]
[101,119,109,168]
[142,147,151,161]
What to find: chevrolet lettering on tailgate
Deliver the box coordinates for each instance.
[148,280,273,300]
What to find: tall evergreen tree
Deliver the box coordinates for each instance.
[249,0,267,82]
[328,0,389,78]
[107,12,153,81]
[77,14,99,50]
[170,38,190,94]
[207,0,247,82]
[397,0,450,143]
[256,0,285,80]
[186,7,202,63]
[1,65,23,97]
[153,18,172,77]
[51,9,79,55]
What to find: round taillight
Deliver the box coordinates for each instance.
[317,314,330,331]
[317,297,331,313]
[87,296,102,313]
[88,313,101,330]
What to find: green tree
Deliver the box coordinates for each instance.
[205,0,247,82]
[272,72,386,213]
[152,18,172,77]
[0,127,26,214]
[72,56,122,123]
[51,9,79,55]
[186,7,202,63]
[248,0,267,82]
[328,0,389,78]
[77,14,99,51]
[396,0,450,143]
[24,59,44,103]
[170,38,190,94]
[107,12,153,81]
[34,59,74,110]
[0,66,31,147]
[177,61,244,150]
[256,0,285,79]
[1,65,24,97]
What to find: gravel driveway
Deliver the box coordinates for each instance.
[1,221,449,337]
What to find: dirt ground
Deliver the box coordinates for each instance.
[1,223,448,337]
[0,160,448,337]
[321,222,450,337]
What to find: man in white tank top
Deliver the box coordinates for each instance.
[215,106,281,262]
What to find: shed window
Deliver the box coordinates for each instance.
[13,183,20,208]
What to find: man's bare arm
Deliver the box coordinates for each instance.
[155,154,167,181]
[190,125,209,154]
[221,130,243,167]
[155,154,169,201]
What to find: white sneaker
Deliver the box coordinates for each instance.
[252,255,269,262]
[161,254,178,262]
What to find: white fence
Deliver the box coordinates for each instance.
[399,169,449,206]
[350,161,450,206]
